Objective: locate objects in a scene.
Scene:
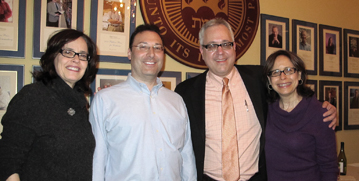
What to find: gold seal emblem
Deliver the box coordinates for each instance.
[140,0,259,69]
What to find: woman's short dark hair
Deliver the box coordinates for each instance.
[263,50,314,102]
[32,29,99,95]
[129,24,163,50]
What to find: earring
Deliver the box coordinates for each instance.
[268,84,273,90]
[299,79,303,85]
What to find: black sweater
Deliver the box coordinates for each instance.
[0,78,95,181]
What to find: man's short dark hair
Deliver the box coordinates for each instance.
[129,24,164,49]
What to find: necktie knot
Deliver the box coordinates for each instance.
[223,77,229,87]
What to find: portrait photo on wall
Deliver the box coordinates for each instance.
[344,82,359,130]
[0,64,24,133]
[46,0,72,28]
[325,33,336,55]
[299,28,312,51]
[319,24,342,77]
[90,0,135,62]
[260,14,289,65]
[350,88,359,109]
[292,20,317,75]
[268,24,283,48]
[344,29,359,78]
[34,0,83,58]
[324,87,338,107]
[319,80,342,131]
[349,36,359,58]
[0,0,13,23]
[102,0,124,32]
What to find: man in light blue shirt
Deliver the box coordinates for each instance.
[90,24,197,181]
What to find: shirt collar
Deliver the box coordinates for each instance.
[127,73,163,95]
[207,66,236,87]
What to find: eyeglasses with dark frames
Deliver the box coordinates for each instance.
[59,49,90,61]
[202,42,234,52]
[268,67,297,77]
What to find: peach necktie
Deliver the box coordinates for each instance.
[222,77,240,181]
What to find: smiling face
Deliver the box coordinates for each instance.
[268,55,302,99]
[200,24,236,78]
[128,30,164,83]
[54,37,89,88]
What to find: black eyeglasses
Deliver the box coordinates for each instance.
[59,49,90,61]
[268,67,297,77]
[202,42,234,52]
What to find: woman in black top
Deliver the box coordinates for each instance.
[0,29,99,181]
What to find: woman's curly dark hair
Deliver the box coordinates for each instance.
[32,29,99,95]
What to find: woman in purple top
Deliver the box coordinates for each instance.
[263,50,338,181]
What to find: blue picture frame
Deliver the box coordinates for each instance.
[91,69,182,96]
[186,72,201,79]
[0,0,26,58]
[33,0,85,58]
[292,19,317,75]
[260,14,289,65]
[319,24,342,77]
[319,80,342,131]
[343,28,359,78]
[90,0,136,63]
[344,81,359,130]
[0,64,24,92]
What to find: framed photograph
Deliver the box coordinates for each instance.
[91,69,131,94]
[319,81,342,131]
[32,65,42,83]
[292,20,317,75]
[319,25,342,77]
[344,29,359,78]
[344,82,359,130]
[90,0,136,63]
[91,69,182,94]
[33,0,85,58]
[0,64,24,131]
[0,0,26,58]
[260,14,289,65]
[186,72,201,79]
[306,79,317,97]
[0,64,23,113]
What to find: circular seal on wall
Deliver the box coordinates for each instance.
[140,0,260,69]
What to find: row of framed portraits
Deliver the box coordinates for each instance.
[0,0,136,63]
[261,14,359,78]
[308,79,359,131]
[1,64,359,131]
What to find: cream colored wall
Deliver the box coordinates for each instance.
[0,0,358,163]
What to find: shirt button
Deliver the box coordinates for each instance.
[156,130,159,132]
[160,168,163,170]
[153,112,156,114]
[159,148,162,151]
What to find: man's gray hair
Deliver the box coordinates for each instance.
[198,18,235,46]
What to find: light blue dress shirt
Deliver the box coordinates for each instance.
[90,73,197,181]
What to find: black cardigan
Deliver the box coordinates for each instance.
[0,78,95,181]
